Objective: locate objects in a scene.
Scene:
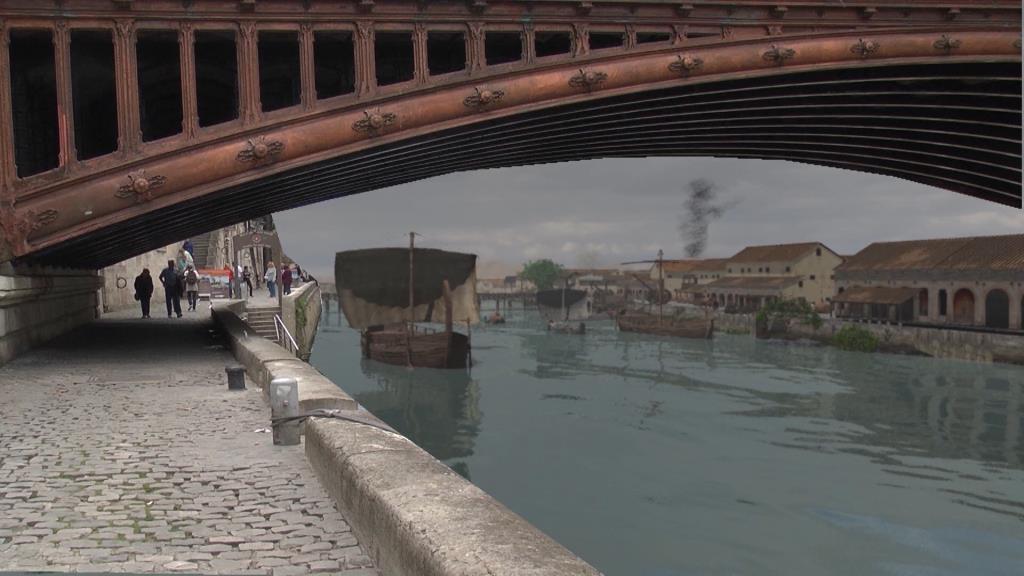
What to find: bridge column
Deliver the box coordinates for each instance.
[572,23,589,57]
[0,23,14,190]
[113,19,140,153]
[180,23,198,139]
[53,20,76,169]
[413,23,428,85]
[523,23,536,64]
[467,22,484,73]
[300,23,315,110]
[238,22,260,125]
[355,21,375,96]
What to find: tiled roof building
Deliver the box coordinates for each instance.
[833,234,1024,330]
[703,242,843,311]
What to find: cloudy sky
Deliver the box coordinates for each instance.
[273,157,1024,280]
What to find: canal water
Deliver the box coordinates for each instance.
[310,307,1024,576]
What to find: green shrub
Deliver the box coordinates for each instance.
[757,298,821,329]
[833,325,879,352]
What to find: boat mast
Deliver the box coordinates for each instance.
[407,231,415,367]
[658,249,664,326]
[408,231,415,320]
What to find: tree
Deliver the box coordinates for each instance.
[519,259,564,291]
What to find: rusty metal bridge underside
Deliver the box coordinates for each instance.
[0,0,1019,268]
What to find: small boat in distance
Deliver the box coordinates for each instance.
[334,234,479,369]
[618,250,714,340]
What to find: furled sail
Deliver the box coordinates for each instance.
[335,248,479,329]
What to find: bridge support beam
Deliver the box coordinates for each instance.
[0,263,102,366]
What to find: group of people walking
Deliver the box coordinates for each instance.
[133,238,308,318]
[261,261,305,298]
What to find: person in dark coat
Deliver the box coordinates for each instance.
[158,260,183,318]
[134,268,154,319]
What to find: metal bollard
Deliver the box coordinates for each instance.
[270,377,300,446]
[225,366,246,390]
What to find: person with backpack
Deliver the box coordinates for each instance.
[184,265,200,311]
[158,260,182,318]
[133,268,154,319]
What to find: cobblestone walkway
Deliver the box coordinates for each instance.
[0,309,377,575]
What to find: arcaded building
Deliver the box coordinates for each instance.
[833,235,1024,331]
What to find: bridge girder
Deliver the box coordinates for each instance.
[0,1,1019,267]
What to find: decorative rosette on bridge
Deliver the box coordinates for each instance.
[237,136,285,164]
[352,109,397,136]
[850,39,880,58]
[115,170,167,204]
[762,44,796,65]
[463,86,506,110]
[668,54,704,76]
[568,68,608,91]
[933,34,961,53]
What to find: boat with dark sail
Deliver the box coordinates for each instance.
[536,287,591,334]
[335,235,479,369]
[618,250,714,340]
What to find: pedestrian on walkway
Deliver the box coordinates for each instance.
[242,266,253,297]
[185,265,200,311]
[222,264,234,297]
[183,238,194,257]
[133,268,154,318]
[177,248,194,273]
[282,264,293,296]
[265,261,277,298]
[158,260,183,318]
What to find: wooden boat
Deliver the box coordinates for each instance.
[361,324,471,369]
[617,312,714,339]
[335,235,478,369]
[618,249,714,339]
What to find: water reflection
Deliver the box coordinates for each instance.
[312,311,1024,575]
[355,360,481,479]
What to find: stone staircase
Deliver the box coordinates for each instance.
[245,306,280,342]
[190,233,213,269]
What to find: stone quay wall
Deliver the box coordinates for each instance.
[211,302,603,576]
[0,264,102,366]
[712,311,1024,365]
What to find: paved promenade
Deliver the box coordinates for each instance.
[0,308,377,575]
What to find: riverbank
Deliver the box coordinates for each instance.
[713,312,1024,365]
[212,302,602,576]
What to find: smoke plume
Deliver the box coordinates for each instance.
[677,179,736,258]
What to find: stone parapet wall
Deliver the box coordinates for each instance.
[712,311,1023,365]
[210,302,602,576]
[0,265,102,365]
[788,319,1024,365]
[281,281,323,361]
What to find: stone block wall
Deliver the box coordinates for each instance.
[0,265,103,365]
